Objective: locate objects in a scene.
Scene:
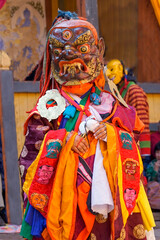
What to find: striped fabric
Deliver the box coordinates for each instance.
[121,82,151,156]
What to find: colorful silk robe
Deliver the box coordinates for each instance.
[19,90,155,240]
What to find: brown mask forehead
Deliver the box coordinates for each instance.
[49,27,95,46]
[49,19,98,44]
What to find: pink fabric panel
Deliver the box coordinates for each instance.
[0,0,6,9]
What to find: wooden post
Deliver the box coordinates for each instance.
[0,68,22,224]
[77,0,99,35]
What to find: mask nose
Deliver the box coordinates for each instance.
[63,45,75,55]
[62,45,80,59]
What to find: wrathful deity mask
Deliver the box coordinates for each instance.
[124,188,136,208]
[123,158,139,181]
[37,165,54,185]
[31,193,48,211]
[106,59,124,85]
[48,19,105,86]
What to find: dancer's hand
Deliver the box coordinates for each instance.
[93,123,107,141]
[72,135,89,154]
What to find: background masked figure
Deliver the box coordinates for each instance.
[106,59,151,178]
[19,11,155,240]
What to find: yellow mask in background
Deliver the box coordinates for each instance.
[106,59,124,85]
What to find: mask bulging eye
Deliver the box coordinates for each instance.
[54,49,61,56]
[78,44,90,53]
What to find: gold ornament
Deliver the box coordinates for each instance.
[49,37,64,48]
[114,205,119,220]
[88,233,97,240]
[133,224,145,239]
[120,227,126,239]
[73,30,91,46]
[95,213,108,223]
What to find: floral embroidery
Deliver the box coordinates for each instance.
[19,165,25,177]
[21,145,28,158]
[25,127,29,136]
[35,140,43,150]
[36,125,50,131]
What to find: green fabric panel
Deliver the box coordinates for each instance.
[65,110,79,132]
[63,86,101,132]
[65,91,90,132]
[95,86,101,95]
[139,141,151,148]
[119,81,135,98]
[20,201,33,240]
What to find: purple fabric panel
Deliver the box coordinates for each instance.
[73,205,86,240]
[114,186,124,239]
[90,217,111,240]
[111,105,136,132]
[77,154,95,187]
[19,117,50,179]
[18,114,52,206]
[84,154,95,172]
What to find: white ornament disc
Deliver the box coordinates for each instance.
[37,89,66,122]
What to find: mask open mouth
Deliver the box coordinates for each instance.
[59,59,88,77]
